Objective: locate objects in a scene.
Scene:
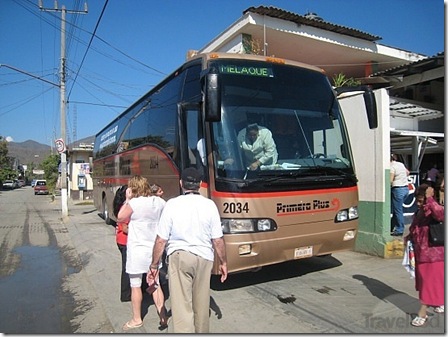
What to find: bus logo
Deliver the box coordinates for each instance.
[276,198,340,216]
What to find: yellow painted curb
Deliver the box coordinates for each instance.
[384,239,405,259]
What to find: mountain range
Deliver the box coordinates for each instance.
[7,136,95,166]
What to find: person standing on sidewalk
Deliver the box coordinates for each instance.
[390,154,410,236]
[113,183,165,303]
[405,184,444,327]
[147,167,228,333]
[424,163,440,188]
[113,184,131,302]
[117,176,168,331]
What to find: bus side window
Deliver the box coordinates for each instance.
[197,138,206,166]
[188,146,197,166]
[185,109,205,176]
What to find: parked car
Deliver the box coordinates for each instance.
[17,180,25,187]
[2,180,15,189]
[34,180,49,195]
[31,179,37,187]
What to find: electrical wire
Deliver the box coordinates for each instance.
[67,0,109,101]
[67,100,127,109]
[13,0,166,78]
[67,65,137,104]
[0,86,53,118]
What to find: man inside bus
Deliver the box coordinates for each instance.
[236,123,278,170]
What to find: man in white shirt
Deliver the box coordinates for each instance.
[147,167,227,333]
[390,154,410,236]
[237,123,278,170]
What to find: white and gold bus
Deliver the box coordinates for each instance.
[93,52,377,274]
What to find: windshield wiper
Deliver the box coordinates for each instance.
[255,166,356,181]
[303,166,357,182]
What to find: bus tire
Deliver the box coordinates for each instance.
[102,196,110,225]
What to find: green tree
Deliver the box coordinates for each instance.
[0,136,16,183]
[41,153,60,193]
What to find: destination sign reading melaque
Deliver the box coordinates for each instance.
[220,65,273,77]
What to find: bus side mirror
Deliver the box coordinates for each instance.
[203,71,221,122]
[363,88,378,129]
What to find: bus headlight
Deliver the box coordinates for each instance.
[335,206,358,222]
[221,218,277,234]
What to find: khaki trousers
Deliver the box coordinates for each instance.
[168,250,213,333]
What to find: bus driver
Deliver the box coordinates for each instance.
[236,123,278,171]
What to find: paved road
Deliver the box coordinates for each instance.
[0,187,445,333]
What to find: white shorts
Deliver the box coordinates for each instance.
[129,273,143,288]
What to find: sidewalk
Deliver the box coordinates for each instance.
[62,197,445,333]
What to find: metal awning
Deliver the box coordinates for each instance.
[390,129,444,171]
[390,97,443,121]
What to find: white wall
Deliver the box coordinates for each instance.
[339,89,389,203]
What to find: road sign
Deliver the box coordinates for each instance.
[55,138,66,153]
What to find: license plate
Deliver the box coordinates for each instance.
[294,246,313,259]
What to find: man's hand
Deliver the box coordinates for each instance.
[212,237,228,282]
[146,267,159,284]
[219,263,228,283]
[249,160,260,171]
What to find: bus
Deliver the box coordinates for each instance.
[93,52,377,274]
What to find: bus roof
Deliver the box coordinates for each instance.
[189,52,326,74]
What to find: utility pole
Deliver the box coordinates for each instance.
[38,1,88,218]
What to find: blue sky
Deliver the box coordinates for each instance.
[0,0,444,146]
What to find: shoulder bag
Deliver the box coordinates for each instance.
[428,219,444,247]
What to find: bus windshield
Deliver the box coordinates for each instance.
[209,60,354,191]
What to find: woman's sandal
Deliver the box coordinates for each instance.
[411,315,428,327]
[122,320,143,331]
[157,307,169,330]
[434,305,444,314]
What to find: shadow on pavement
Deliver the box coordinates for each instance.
[211,255,342,291]
[353,274,420,316]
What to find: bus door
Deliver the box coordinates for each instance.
[178,103,206,180]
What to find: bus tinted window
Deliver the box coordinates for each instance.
[182,64,201,102]
[120,72,184,153]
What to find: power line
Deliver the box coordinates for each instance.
[16,0,166,76]
[93,34,167,76]
[0,64,59,87]
[0,86,53,117]
[67,0,109,101]
[67,100,127,109]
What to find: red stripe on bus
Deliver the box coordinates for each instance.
[211,186,357,198]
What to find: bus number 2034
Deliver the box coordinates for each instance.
[223,202,249,214]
